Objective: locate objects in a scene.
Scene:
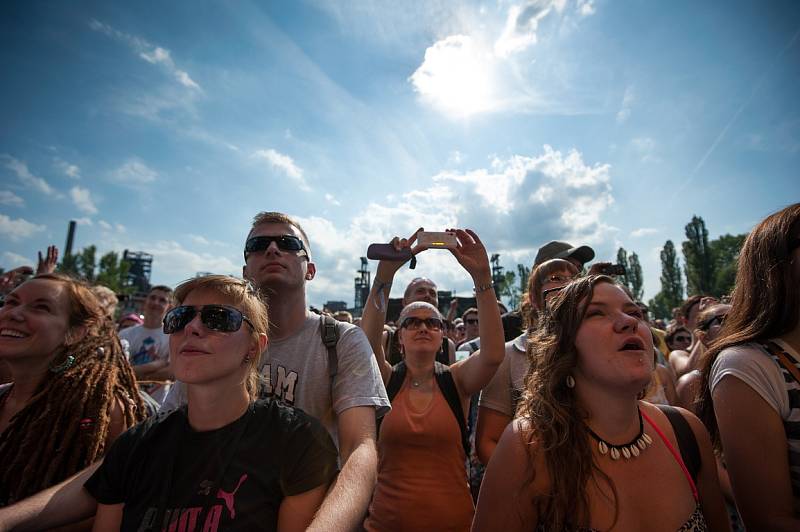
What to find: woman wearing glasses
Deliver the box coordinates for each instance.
[698,203,800,530]
[473,275,729,531]
[475,258,578,465]
[360,229,504,532]
[86,275,338,532]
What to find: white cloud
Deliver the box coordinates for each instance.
[55,159,81,179]
[89,19,201,91]
[116,224,127,233]
[324,194,341,206]
[253,149,310,191]
[75,217,93,226]
[148,240,239,278]
[98,220,113,231]
[410,35,501,119]
[294,145,616,306]
[0,214,46,241]
[97,219,126,233]
[1,251,30,269]
[576,0,596,17]
[616,85,635,123]
[494,0,565,58]
[111,158,158,184]
[631,137,660,162]
[1,155,56,196]
[448,150,464,165]
[631,227,659,237]
[0,191,24,207]
[70,186,98,215]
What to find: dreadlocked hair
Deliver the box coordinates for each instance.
[517,275,619,530]
[0,273,145,505]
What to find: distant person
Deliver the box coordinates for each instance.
[91,285,119,319]
[333,310,353,323]
[119,285,174,404]
[118,312,144,331]
[533,240,595,269]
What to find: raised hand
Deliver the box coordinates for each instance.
[36,245,59,275]
[375,227,425,280]
[447,229,491,283]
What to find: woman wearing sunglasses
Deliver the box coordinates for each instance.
[475,258,578,465]
[473,275,729,531]
[360,228,504,531]
[86,275,338,532]
[698,203,800,530]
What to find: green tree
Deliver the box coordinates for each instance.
[77,245,97,283]
[58,253,80,276]
[628,252,644,301]
[709,233,747,298]
[682,215,715,296]
[96,251,133,294]
[648,240,684,320]
[616,247,631,293]
[495,270,517,309]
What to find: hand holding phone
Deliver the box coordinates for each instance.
[416,231,458,250]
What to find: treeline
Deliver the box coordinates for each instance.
[495,215,746,320]
[58,245,133,295]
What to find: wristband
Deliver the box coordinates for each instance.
[474,282,494,293]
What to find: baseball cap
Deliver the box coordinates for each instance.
[534,241,595,267]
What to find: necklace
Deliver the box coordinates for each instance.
[410,374,432,388]
[586,407,653,460]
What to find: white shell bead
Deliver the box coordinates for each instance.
[610,447,621,460]
[622,446,631,459]
[637,438,647,450]
[598,441,608,454]
[630,445,640,457]
[642,433,653,445]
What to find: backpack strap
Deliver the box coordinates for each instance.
[319,314,340,378]
[656,405,700,484]
[386,361,407,401]
[434,361,470,456]
[763,341,800,384]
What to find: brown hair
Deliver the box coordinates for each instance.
[249,211,312,258]
[699,202,800,447]
[679,295,703,322]
[665,323,692,349]
[518,275,619,529]
[0,273,145,504]
[172,275,269,400]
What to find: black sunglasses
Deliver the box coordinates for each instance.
[400,316,444,331]
[163,305,254,334]
[700,314,726,331]
[244,235,306,260]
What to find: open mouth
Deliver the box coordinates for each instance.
[619,337,645,351]
[0,328,29,339]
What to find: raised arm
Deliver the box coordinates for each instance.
[360,230,422,383]
[448,229,504,396]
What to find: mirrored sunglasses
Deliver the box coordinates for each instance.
[163,305,254,334]
[244,235,306,260]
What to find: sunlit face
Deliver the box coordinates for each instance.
[243,222,315,292]
[0,279,72,363]
[669,329,692,351]
[701,304,731,345]
[397,307,444,355]
[169,288,259,390]
[539,268,579,311]
[573,283,654,394]
[404,279,438,307]
[463,311,479,340]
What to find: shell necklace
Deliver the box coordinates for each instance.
[587,407,653,460]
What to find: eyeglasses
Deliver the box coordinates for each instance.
[244,235,306,260]
[674,334,692,343]
[701,314,726,330]
[400,316,444,331]
[163,305,254,334]
[545,274,576,284]
[464,318,479,325]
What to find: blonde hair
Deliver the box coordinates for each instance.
[172,275,268,400]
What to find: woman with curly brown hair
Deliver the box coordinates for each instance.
[0,273,145,506]
[698,202,800,530]
[473,275,729,531]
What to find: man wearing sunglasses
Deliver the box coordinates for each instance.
[164,211,389,532]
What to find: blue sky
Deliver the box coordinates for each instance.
[1,0,799,308]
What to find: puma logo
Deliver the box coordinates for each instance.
[216,474,248,519]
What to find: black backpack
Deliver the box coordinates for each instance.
[657,405,700,483]
[380,360,469,456]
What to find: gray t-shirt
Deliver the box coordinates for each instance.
[161,314,390,447]
[478,333,529,417]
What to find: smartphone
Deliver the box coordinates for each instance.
[600,264,626,276]
[367,244,413,261]
[417,231,457,249]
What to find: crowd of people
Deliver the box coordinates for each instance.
[0,202,797,531]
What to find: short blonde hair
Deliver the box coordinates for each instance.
[173,275,268,399]
[249,212,312,258]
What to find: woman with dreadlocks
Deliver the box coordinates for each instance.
[0,273,145,506]
[473,275,730,531]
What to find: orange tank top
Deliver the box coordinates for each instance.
[364,377,474,532]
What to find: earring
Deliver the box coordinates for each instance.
[49,354,76,374]
[566,375,575,388]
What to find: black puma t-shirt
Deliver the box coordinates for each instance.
[85,398,338,532]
